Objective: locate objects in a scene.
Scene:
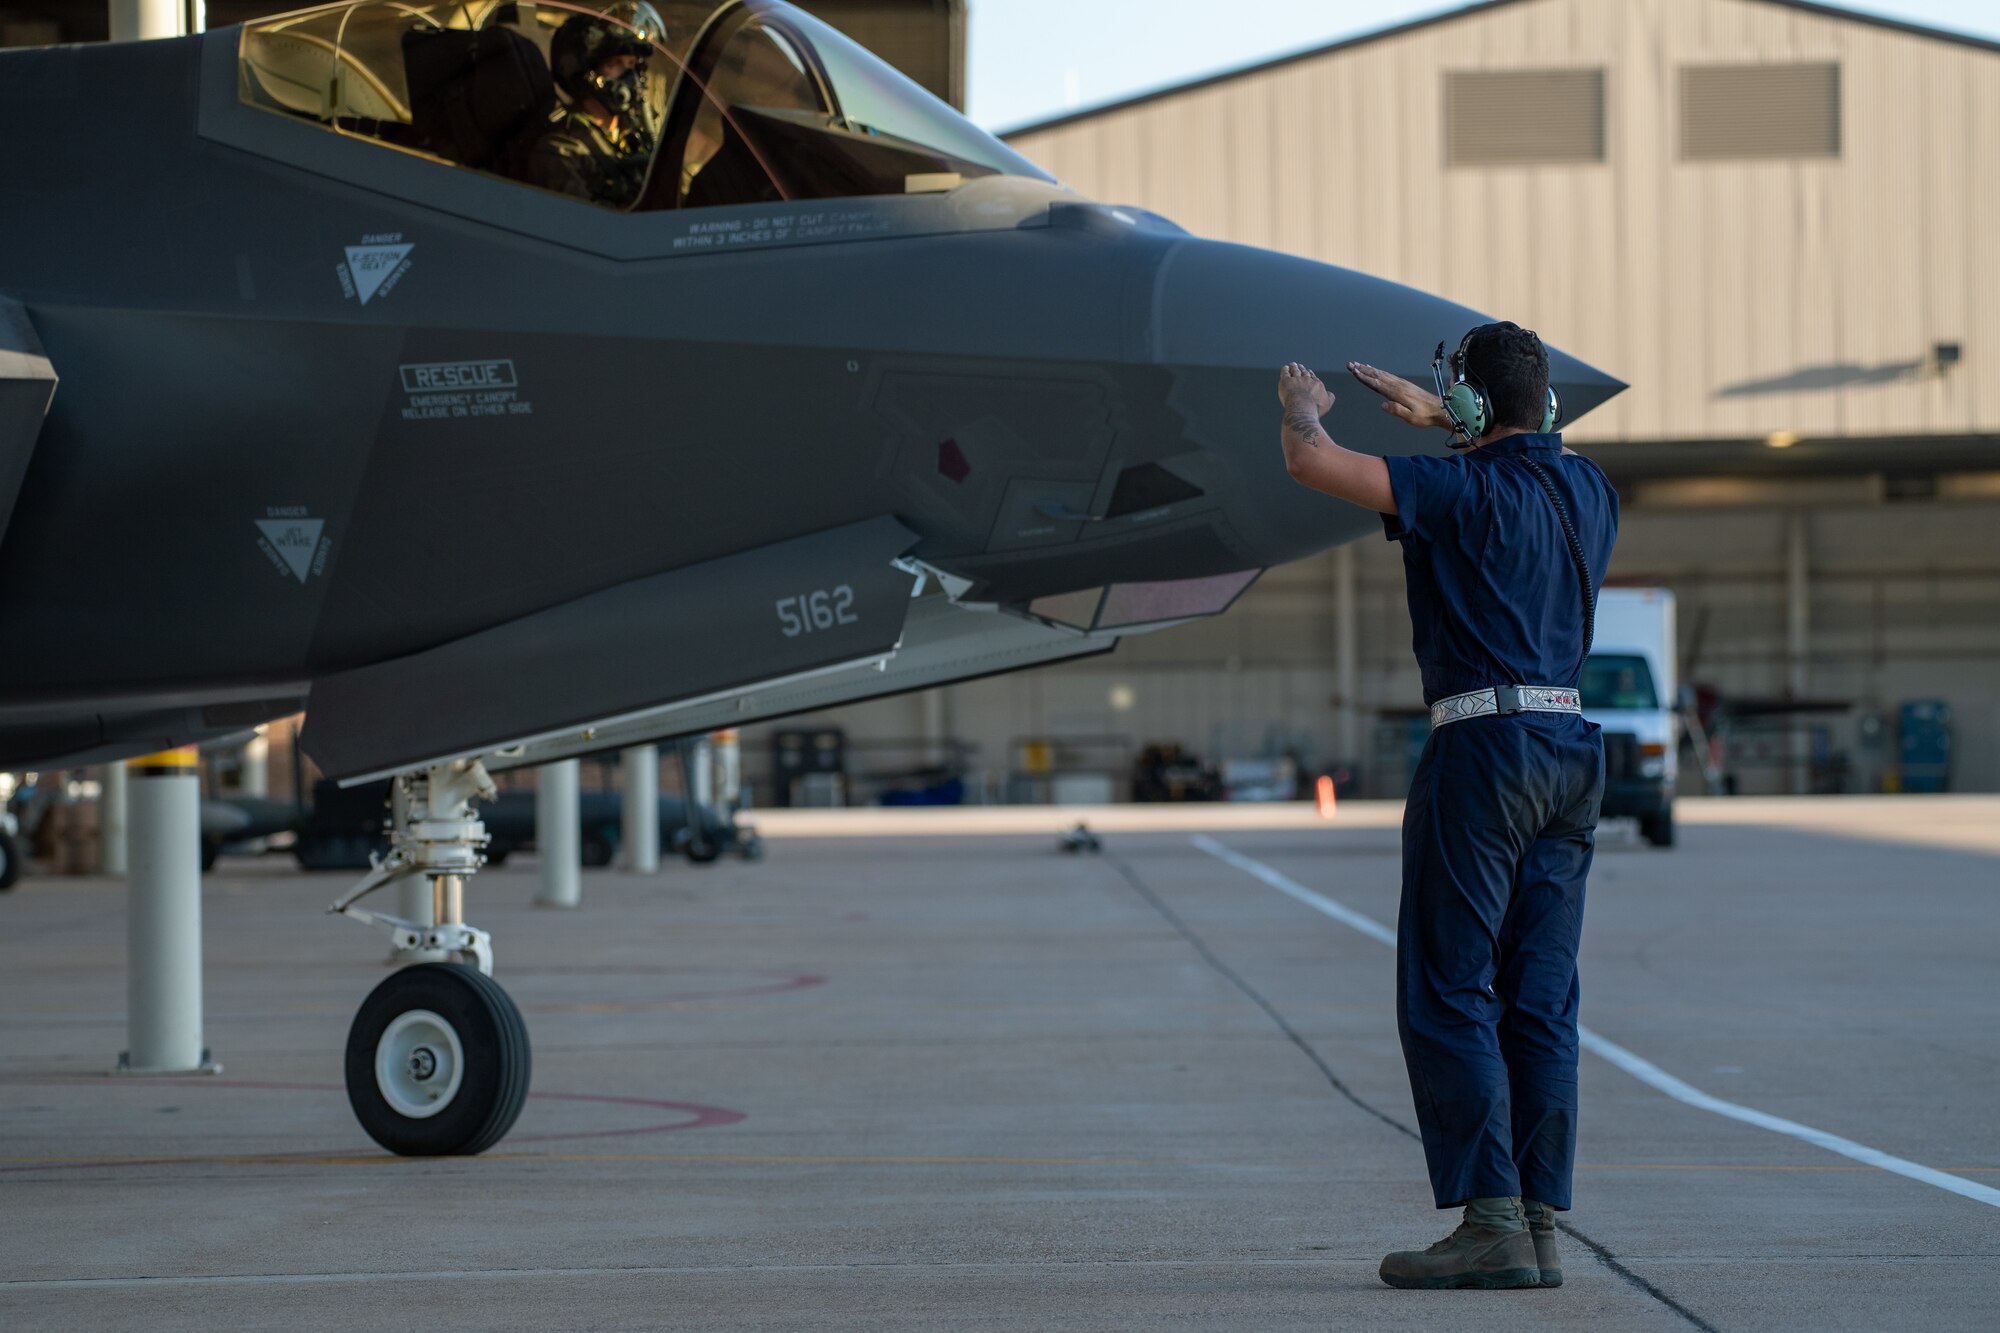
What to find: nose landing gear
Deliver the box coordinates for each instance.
[345,963,530,1156]
[328,761,530,1155]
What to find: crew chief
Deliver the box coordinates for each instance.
[1276,325,1618,1290]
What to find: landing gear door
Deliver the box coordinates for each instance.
[301,516,921,781]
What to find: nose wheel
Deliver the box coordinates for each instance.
[345,963,531,1156]
[326,760,531,1155]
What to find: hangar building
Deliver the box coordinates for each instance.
[959,0,2000,800]
[4,0,1994,802]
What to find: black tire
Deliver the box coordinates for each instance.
[345,963,532,1156]
[581,834,614,868]
[683,835,721,865]
[0,829,18,890]
[483,842,511,868]
[1641,807,1676,848]
[200,837,222,873]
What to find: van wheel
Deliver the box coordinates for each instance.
[0,830,19,890]
[1641,808,1675,848]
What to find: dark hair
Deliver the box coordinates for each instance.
[1461,322,1551,433]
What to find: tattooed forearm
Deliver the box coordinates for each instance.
[1283,404,1326,445]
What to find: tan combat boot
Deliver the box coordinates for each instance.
[1523,1199,1562,1287]
[1379,1201,1541,1290]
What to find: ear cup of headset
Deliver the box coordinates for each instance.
[1445,381,1490,439]
[1542,387,1561,434]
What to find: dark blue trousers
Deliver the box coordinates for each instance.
[1397,713,1603,1210]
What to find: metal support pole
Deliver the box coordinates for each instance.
[713,729,742,808]
[119,749,217,1074]
[690,737,714,809]
[921,689,946,771]
[622,745,659,872]
[1786,510,1811,796]
[100,761,128,879]
[535,759,581,908]
[1333,544,1359,767]
[109,0,183,41]
[239,730,269,798]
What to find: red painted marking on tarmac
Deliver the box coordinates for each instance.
[509,967,826,1006]
[509,1089,746,1141]
[0,1077,746,1168]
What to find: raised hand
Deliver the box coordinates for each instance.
[1277,363,1335,416]
[1348,361,1447,430]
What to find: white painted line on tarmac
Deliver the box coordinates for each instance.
[1192,834,1398,946]
[1190,834,2000,1212]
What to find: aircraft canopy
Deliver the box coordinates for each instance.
[239,0,1055,213]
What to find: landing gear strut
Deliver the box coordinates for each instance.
[327,760,530,1155]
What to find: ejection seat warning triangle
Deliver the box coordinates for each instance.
[256,518,324,583]
[339,238,414,306]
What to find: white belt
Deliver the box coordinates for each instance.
[1429,685,1582,730]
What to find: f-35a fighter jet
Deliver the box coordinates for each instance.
[0,0,1622,1154]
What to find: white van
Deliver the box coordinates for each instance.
[1582,588,1677,846]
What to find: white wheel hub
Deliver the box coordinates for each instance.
[375,1009,464,1119]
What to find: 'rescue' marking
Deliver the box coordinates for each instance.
[399,360,516,392]
[1190,834,2000,1212]
[396,358,533,422]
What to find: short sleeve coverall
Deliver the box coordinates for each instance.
[1381,432,1619,1212]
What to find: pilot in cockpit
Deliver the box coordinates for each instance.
[526,4,665,208]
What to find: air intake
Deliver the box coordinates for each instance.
[1104,462,1204,519]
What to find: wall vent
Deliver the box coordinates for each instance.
[1444,69,1606,167]
[1681,63,1841,161]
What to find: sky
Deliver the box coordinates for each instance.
[965,0,2000,131]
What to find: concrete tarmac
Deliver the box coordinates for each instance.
[2,797,1996,1330]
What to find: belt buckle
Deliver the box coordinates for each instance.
[1492,684,1524,715]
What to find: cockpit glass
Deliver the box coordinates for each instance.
[659,1,1053,208]
[779,7,1051,186]
[238,1,1056,214]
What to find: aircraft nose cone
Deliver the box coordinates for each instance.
[1149,240,1625,566]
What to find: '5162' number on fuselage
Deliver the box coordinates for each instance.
[776,587,859,637]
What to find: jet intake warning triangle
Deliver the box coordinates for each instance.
[256,518,323,583]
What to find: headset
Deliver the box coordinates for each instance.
[1430,324,1561,449]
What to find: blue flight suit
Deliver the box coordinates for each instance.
[1381,433,1619,1211]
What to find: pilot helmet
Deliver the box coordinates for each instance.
[551,2,666,122]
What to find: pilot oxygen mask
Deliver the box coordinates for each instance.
[551,1,668,145]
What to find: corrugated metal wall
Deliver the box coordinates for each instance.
[1007,0,2000,446]
[741,0,2000,800]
